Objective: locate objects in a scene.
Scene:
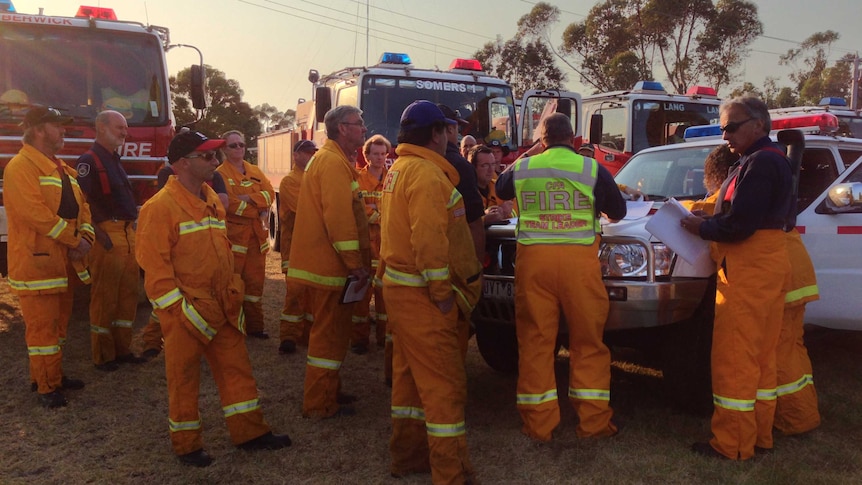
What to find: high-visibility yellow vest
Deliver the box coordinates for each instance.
[512,146,599,245]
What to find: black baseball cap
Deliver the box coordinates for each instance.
[22,106,73,128]
[293,140,318,153]
[436,104,469,126]
[168,130,226,163]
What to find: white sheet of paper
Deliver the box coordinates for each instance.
[645,198,715,276]
[341,277,370,304]
[624,201,654,220]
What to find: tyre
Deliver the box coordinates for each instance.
[268,203,280,252]
[475,322,519,373]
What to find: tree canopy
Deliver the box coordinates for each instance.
[254,103,296,132]
[778,31,855,106]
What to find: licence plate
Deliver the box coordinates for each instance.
[483,279,514,299]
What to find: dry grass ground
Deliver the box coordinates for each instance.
[0,251,860,484]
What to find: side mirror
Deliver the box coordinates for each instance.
[589,113,603,145]
[315,86,331,124]
[190,64,207,110]
[826,182,862,212]
[308,69,320,84]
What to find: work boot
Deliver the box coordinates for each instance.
[323,405,356,419]
[94,361,119,372]
[247,331,270,340]
[690,442,729,460]
[178,449,213,467]
[142,348,161,361]
[61,376,85,390]
[116,353,147,365]
[39,391,68,409]
[278,340,297,355]
[336,392,358,405]
[237,432,292,451]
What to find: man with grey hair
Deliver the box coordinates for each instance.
[681,95,792,460]
[76,110,146,371]
[287,105,371,418]
[496,112,625,442]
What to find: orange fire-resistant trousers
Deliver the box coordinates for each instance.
[89,221,138,364]
[303,287,355,418]
[352,224,387,347]
[233,234,267,334]
[20,285,74,395]
[709,229,790,460]
[774,231,820,435]
[514,242,617,441]
[385,285,474,485]
[161,304,271,455]
[279,278,312,346]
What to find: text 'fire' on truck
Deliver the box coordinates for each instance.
[0,3,207,275]
[583,81,722,175]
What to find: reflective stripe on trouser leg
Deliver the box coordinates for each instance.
[385,285,473,484]
[279,279,309,343]
[20,293,66,394]
[302,288,354,418]
[238,238,266,333]
[710,230,789,460]
[351,282,372,346]
[774,304,820,435]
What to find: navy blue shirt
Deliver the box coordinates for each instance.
[496,145,626,221]
[699,136,792,242]
[445,142,484,223]
[76,142,138,222]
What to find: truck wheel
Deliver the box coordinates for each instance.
[269,207,280,252]
[475,322,519,373]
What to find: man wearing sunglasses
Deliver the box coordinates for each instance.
[681,96,793,461]
[217,130,275,340]
[136,130,291,467]
[5,106,94,408]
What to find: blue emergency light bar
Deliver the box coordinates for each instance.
[0,0,16,12]
[819,97,848,107]
[633,81,666,92]
[684,124,722,140]
[379,52,412,65]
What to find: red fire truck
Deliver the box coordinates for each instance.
[582,81,722,174]
[0,4,205,275]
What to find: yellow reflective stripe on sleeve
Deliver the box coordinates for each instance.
[785,284,819,304]
[281,260,290,271]
[112,320,134,328]
[287,268,347,287]
[260,241,270,253]
[178,217,225,235]
[90,325,110,335]
[756,387,777,401]
[447,188,462,209]
[262,191,272,206]
[150,311,160,323]
[39,176,62,187]
[48,218,68,239]
[237,308,246,335]
[236,200,248,216]
[452,285,473,313]
[182,298,217,341]
[79,223,95,236]
[333,240,359,252]
[223,398,261,418]
[8,277,68,291]
[152,287,182,309]
[776,374,814,397]
[28,345,61,356]
[372,275,384,288]
[169,418,202,432]
[516,389,558,405]
[232,244,248,254]
[280,312,305,323]
[76,269,91,284]
[351,180,359,191]
[568,388,611,401]
[713,394,756,411]
[426,420,466,437]
[244,294,261,302]
[391,406,426,421]
[376,313,388,322]
[383,266,427,287]
[307,354,342,370]
[421,266,450,282]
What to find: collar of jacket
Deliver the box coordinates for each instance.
[395,143,459,186]
[21,143,74,177]
[164,175,221,220]
[319,139,359,175]
[220,159,250,178]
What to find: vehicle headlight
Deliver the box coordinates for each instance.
[599,242,674,277]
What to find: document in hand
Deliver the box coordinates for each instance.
[644,198,715,277]
[340,275,370,304]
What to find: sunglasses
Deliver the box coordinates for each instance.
[720,118,753,134]
[185,152,217,161]
[227,142,245,149]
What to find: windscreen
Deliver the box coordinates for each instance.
[836,116,862,139]
[615,144,717,201]
[359,75,516,147]
[0,24,168,126]
[631,100,721,154]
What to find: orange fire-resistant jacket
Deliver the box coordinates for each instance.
[357,165,387,226]
[278,166,303,272]
[5,144,94,294]
[216,160,274,254]
[136,177,245,344]
[287,140,370,290]
[379,143,482,314]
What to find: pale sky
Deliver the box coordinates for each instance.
[10,0,862,113]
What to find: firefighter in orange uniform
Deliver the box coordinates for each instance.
[496,113,625,442]
[277,139,317,354]
[136,131,291,467]
[5,106,94,408]
[470,145,514,224]
[380,101,482,483]
[682,96,793,460]
[286,105,371,418]
[217,130,275,339]
[351,134,390,355]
